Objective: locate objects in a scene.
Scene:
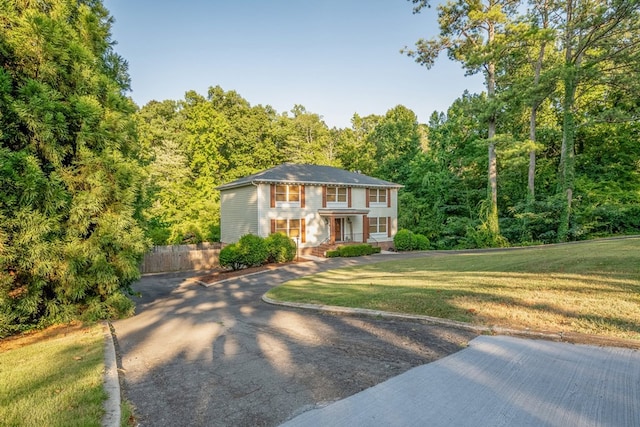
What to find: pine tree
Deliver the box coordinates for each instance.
[0,0,148,336]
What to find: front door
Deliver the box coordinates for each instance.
[333,218,343,242]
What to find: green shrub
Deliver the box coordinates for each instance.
[327,244,380,257]
[394,229,415,251]
[219,243,244,270]
[414,234,430,250]
[237,234,268,267]
[265,233,297,263]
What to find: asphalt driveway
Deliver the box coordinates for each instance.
[113,255,477,426]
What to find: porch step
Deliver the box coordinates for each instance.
[311,243,333,258]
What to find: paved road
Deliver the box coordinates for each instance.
[113,255,477,426]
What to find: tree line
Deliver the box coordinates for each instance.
[1,0,639,334]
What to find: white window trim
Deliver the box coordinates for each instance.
[368,216,388,236]
[275,218,301,238]
[326,187,348,208]
[275,185,301,208]
[369,188,387,206]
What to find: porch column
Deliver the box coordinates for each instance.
[329,215,335,244]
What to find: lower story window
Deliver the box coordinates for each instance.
[275,219,300,238]
[368,217,388,235]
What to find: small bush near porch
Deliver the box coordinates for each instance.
[326,244,381,257]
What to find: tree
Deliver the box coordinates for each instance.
[403,0,521,238]
[369,105,422,183]
[282,105,336,165]
[335,113,381,175]
[555,0,640,240]
[0,0,148,336]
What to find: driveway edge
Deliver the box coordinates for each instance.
[261,295,640,348]
[101,321,121,427]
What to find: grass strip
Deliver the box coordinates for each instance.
[267,238,640,340]
[0,323,107,427]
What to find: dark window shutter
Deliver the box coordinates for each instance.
[300,185,305,208]
[271,219,276,234]
[387,188,391,208]
[365,189,370,208]
[322,186,327,208]
[348,187,352,208]
[301,218,306,243]
[388,217,392,237]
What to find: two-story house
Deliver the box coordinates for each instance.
[217,163,402,255]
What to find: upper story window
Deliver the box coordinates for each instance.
[369,188,387,205]
[326,187,347,204]
[322,186,350,208]
[276,185,300,203]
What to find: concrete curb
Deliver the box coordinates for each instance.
[101,321,121,427]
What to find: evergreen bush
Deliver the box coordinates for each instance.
[265,233,297,263]
[414,234,431,250]
[236,234,268,267]
[394,229,416,251]
[219,244,244,271]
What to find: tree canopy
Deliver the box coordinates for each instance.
[0,0,148,336]
[2,0,639,335]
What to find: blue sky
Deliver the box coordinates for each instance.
[103,0,485,128]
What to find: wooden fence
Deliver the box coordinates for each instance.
[140,243,222,274]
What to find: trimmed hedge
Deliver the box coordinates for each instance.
[326,244,381,258]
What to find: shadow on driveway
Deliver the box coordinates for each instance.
[113,256,477,426]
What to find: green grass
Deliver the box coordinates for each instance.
[0,324,107,427]
[267,237,640,340]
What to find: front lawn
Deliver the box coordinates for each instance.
[0,323,107,427]
[267,238,640,340]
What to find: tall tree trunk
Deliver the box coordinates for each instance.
[558,0,576,242]
[487,21,499,235]
[558,67,577,241]
[528,0,550,202]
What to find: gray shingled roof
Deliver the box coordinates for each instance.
[216,163,402,190]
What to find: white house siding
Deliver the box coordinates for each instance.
[220,185,258,244]
[357,187,398,244]
[257,184,328,248]
[222,184,398,248]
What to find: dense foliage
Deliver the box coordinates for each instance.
[2,0,639,334]
[219,233,296,270]
[0,0,148,336]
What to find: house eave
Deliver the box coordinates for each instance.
[217,180,403,191]
[317,209,370,217]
